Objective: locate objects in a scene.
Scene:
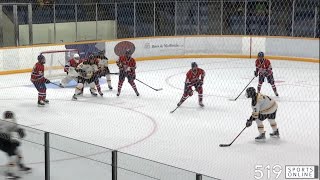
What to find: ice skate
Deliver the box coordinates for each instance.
[44,99,49,104]
[269,129,280,138]
[91,91,97,96]
[255,132,266,142]
[38,100,45,107]
[98,91,103,96]
[108,85,113,90]
[274,91,279,97]
[72,94,77,100]
[5,172,20,179]
[199,101,204,107]
[19,164,32,172]
[135,91,140,96]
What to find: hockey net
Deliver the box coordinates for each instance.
[40,49,79,80]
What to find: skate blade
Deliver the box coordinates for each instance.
[255,138,266,142]
[270,136,280,139]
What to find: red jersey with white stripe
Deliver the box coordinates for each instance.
[185,68,205,84]
[117,56,136,74]
[69,58,82,67]
[31,62,45,82]
[255,58,272,71]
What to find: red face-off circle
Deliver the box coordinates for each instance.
[114,41,136,56]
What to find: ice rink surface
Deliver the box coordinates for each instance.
[0,58,319,180]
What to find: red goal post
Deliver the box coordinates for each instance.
[40,49,79,80]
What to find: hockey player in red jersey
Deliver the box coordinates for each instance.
[254,52,279,96]
[116,50,139,96]
[177,62,205,107]
[30,54,51,106]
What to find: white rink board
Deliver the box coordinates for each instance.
[0,36,319,72]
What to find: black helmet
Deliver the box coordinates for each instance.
[258,52,264,58]
[38,54,46,64]
[245,87,256,98]
[191,62,198,69]
[88,54,95,60]
[3,111,14,119]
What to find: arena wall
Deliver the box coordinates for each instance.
[0,36,319,75]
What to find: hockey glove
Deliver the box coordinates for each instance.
[246,120,252,127]
[45,79,51,84]
[254,71,258,77]
[195,80,203,88]
[64,65,70,72]
[0,132,10,141]
[17,128,25,138]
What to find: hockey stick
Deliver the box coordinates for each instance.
[50,82,64,88]
[170,90,195,113]
[229,76,256,101]
[219,126,247,147]
[109,72,119,75]
[136,78,163,91]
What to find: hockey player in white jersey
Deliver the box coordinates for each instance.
[0,111,31,179]
[60,53,82,87]
[72,54,98,100]
[245,87,280,141]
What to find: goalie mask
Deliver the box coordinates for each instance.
[73,53,80,63]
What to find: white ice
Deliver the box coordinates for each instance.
[0,58,319,180]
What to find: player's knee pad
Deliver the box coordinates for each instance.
[76,83,84,90]
[128,75,136,82]
[255,119,263,126]
[106,74,111,80]
[259,75,265,83]
[268,119,276,125]
[118,80,124,85]
[119,72,125,81]
[197,87,203,94]
[267,75,275,84]
[88,82,95,89]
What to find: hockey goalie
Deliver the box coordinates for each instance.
[60,53,83,87]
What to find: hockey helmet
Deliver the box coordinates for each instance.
[88,54,95,60]
[3,111,15,119]
[73,53,80,60]
[98,50,105,56]
[191,62,198,69]
[38,54,46,64]
[245,87,256,98]
[258,52,264,58]
[125,49,132,57]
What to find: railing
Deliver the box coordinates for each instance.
[0,119,219,180]
[0,0,319,47]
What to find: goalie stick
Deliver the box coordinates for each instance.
[229,76,255,101]
[219,126,246,147]
[136,78,163,91]
[50,82,64,88]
